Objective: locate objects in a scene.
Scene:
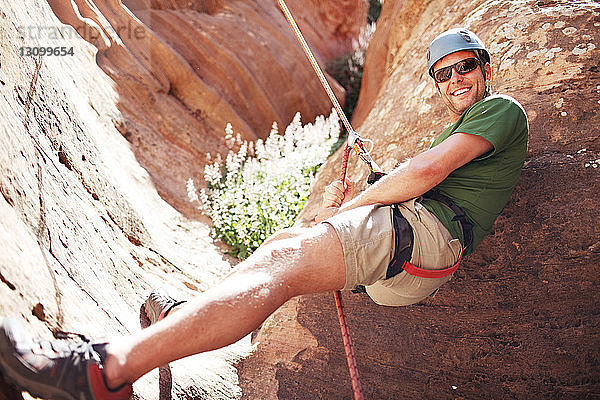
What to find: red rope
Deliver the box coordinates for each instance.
[335,145,364,400]
[334,290,364,400]
[276,1,364,397]
[338,146,352,182]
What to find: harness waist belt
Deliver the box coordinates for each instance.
[387,192,472,280]
[422,190,474,250]
[355,171,472,285]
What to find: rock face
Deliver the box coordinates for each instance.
[2,0,599,399]
[45,0,365,218]
[0,0,367,399]
[240,1,600,399]
[1,1,257,398]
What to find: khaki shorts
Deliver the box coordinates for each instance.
[324,199,462,306]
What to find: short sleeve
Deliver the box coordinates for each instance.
[455,95,528,160]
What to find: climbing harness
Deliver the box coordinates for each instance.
[276,1,378,398]
[385,190,472,280]
[351,191,472,296]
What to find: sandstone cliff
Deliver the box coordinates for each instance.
[1,1,253,397]
[1,0,599,399]
[45,0,365,218]
[0,0,366,398]
[241,1,600,399]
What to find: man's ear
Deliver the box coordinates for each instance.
[484,62,492,81]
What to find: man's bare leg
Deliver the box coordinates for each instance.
[103,222,345,388]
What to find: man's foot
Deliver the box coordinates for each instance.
[143,288,186,325]
[0,317,132,400]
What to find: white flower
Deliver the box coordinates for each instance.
[196,111,341,259]
[186,178,199,204]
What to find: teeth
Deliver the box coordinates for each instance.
[453,88,470,96]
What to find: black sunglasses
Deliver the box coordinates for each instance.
[433,58,481,83]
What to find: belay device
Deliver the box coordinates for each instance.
[276,0,384,187]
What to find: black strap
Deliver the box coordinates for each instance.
[360,172,472,248]
[386,205,414,279]
[351,173,472,290]
[367,172,413,278]
[422,190,473,250]
[351,205,414,293]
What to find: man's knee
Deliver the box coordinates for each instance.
[261,229,309,264]
[264,224,345,294]
[260,226,310,248]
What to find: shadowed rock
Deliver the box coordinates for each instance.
[240,1,600,399]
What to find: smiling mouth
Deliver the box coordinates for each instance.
[451,87,471,96]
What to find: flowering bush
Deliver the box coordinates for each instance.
[188,111,341,259]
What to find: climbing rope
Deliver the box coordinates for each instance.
[276,1,381,398]
[276,0,381,179]
[334,146,363,400]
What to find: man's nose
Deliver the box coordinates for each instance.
[449,67,463,82]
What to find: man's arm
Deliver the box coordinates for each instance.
[316,132,493,222]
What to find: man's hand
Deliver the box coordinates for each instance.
[315,178,355,223]
[322,178,356,208]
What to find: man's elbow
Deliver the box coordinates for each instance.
[409,157,450,188]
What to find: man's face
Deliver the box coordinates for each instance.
[433,50,491,121]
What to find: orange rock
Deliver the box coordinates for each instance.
[246,1,600,399]
[46,0,368,217]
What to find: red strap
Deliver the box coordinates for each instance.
[87,363,133,399]
[401,246,464,279]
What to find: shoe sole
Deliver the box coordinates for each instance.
[0,322,79,400]
[143,302,159,325]
[143,293,183,324]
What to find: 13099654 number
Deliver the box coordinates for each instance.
[19,47,74,56]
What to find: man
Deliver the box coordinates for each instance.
[0,28,528,399]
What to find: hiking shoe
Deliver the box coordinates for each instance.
[0,317,132,400]
[143,288,186,325]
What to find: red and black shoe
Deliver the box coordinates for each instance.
[143,288,186,325]
[0,317,132,400]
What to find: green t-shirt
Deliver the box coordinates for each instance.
[421,94,529,255]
